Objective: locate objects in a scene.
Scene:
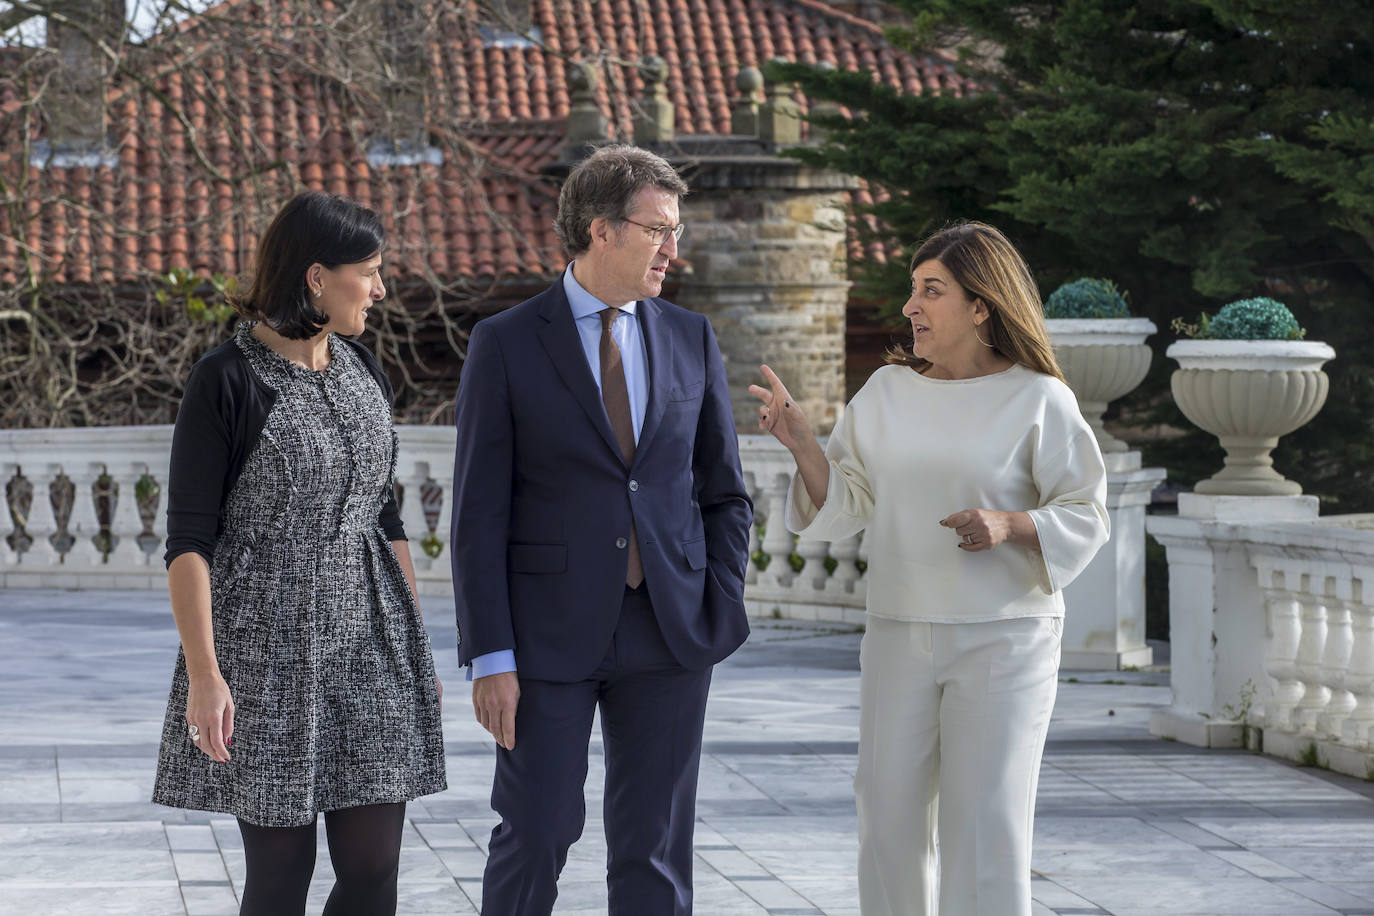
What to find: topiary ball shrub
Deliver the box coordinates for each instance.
[1044,278,1131,319]
[1205,297,1304,340]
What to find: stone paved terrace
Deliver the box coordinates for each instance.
[3,590,1374,915]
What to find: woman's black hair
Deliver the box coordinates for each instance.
[232,192,385,340]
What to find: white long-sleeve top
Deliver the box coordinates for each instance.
[786,363,1109,622]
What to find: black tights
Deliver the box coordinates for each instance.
[237,802,407,916]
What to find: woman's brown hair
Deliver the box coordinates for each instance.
[886,221,1064,382]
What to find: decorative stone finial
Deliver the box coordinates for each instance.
[731,67,764,137]
[566,61,607,145]
[808,61,844,141]
[633,55,674,144]
[641,54,669,86]
[760,61,802,146]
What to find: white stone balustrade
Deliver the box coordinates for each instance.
[1344,590,1374,750]
[736,435,867,625]
[0,427,172,589]
[0,428,867,624]
[1148,496,1374,780]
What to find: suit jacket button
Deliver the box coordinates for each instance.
[628,479,639,492]
[615,537,628,549]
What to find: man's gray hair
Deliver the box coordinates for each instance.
[555,145,689,257]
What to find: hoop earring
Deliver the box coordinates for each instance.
[974,322,994,349]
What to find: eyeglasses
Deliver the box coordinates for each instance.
[622,218,686,247]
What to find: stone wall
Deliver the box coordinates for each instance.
[673,155,853,435]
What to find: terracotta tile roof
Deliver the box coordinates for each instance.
[0,0,964,290]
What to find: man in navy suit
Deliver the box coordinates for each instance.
[450,144,753,915]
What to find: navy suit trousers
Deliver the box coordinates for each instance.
[481,587,712,916]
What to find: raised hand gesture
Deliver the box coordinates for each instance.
[747,364,814,454]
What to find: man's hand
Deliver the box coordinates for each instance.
[472,670,520,750]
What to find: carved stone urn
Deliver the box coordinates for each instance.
[1046,318,1157,455]
[1166,340,1335,496]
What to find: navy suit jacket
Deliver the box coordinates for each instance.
[450,273,753,682]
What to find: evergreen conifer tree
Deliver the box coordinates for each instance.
[772,0,1374,507]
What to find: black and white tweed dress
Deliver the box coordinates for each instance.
[152,327,447,826]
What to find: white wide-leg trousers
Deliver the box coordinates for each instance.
[855,614,1061,916]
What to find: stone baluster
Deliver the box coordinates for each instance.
[126,464,159,566]
[64,462,106,568]
[149,463,171,554]
[418,477,447,564]
[745,476,761,586]
[396,461,433,572]
[434,475,453,565]
[25,465,61,566]
[855,530,869,604]
[0,463,19,568]
[794,534,830,591]
[759,472,795,586]
[1341,574,1374,749]
[740,469,759,584]
[1262,567,1304,733]
[1316,575,1355,740]
[107,463,153,568]
[46,472,75,562]
[131,470,163,561]
[827,532,862,596]
[1292,576,1331,736]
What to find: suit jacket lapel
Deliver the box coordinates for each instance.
[535,276,624,462]
[635,296,673,464]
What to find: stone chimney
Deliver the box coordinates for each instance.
[633,56,674,145]
[43,0,124,166]
[366,0,441,165]
[481,0,533,38]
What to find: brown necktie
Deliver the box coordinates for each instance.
[599,308,643,588]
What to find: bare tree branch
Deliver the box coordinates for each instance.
[1,0,563,427]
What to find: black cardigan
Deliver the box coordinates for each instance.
[163,335,407,569]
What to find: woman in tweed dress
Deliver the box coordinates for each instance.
[153,192,446,915]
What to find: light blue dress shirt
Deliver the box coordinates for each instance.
[469,264,650,680]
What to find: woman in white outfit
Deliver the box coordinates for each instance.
[750,221,1109,916]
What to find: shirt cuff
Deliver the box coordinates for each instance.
[468,650,517,681]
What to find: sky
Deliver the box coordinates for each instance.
[0,0,219,46]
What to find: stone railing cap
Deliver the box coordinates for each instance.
[1166,339,1335,372]
[1046,317,1156,346]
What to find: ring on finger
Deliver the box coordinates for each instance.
[188,723,200,741]
[962,534,974,545]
